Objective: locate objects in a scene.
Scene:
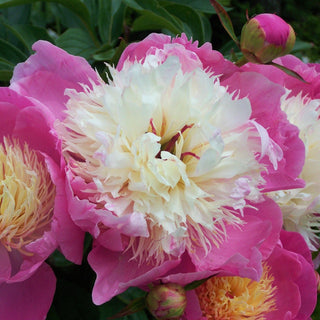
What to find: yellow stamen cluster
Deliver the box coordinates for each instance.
[196,264,277,320]
[0,137,55,255]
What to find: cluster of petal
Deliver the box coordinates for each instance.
[183,230,317,320]
[269,94,320,250]
[119,33,305,193]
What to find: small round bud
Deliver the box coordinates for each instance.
[146,283,187,319]
[240,13,296,64]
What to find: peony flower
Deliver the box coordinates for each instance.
[183,230,317,320]
[57,47,285,303]
[0,88,61,319]
[268,93,320,250]
[240,13,296,64]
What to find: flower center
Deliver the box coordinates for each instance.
[0,137,55,255]
[196,264,277,320]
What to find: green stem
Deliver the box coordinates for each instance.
[235,56,249,67]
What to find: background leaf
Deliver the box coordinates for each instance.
[123,0,184,34]
[55,28,97,60]
[98,0,126,45]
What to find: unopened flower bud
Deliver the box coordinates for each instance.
[240,13,296,64]
[146,283,187,319]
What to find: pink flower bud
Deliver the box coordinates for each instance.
[240,13,296,64]
[146,283,187,319]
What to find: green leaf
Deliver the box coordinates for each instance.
[0,0,90,25]
[0,69,13,82]
[200,11,212,43]
[93,49,116,61]
[292,39,314,53]
[0,38,27,64]
[161,3,206,43]
[2,23,53,53]
[209,0,239,45]
[184,276,212,291]
[98,0,126,45]
[131,12,180,34]
[0,4,31,24]
[160,0,216,13]
[123,0,183,34]
[55,28,96,60]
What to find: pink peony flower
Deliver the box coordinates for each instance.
[0,85,84,319]
[240,13,296,64]
[10,39,289,306]
[117,32,305,192]
[183,230,317,320]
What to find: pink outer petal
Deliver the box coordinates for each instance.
[0,263,56,320]
[185,197,282,281]
[280,230,314,265]
[46,157,85,265]
[265,236,317,320]
[0,88,58,161]
[0,89,31,139]
[222,71,305,192]
[10,40,100,120]
[182,290,203,320]
[88,197,282,304]
[88,244,181,305]
[241,55,320,99]
[117,33,237,78]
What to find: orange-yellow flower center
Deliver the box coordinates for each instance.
[196,264,277,320]
[0,137,55,255]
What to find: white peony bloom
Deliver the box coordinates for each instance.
[56,57,279,263]
[270,93,320,250]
